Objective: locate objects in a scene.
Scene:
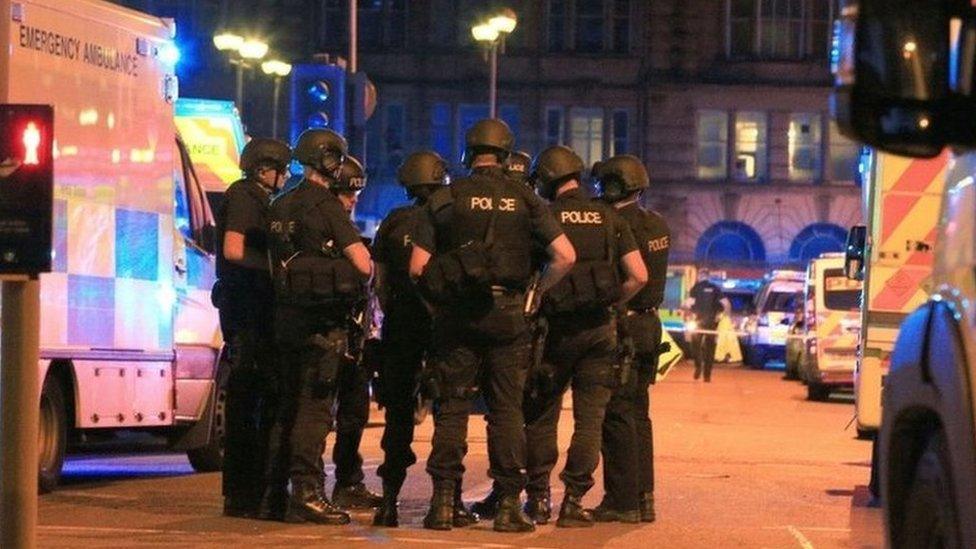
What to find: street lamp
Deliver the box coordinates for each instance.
[472,9,517,119]
[261,59,292,139]
[212,32,268,118]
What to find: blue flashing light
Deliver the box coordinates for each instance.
[158,42,181,67]
[307,112,330,128]
[308,81,330,103]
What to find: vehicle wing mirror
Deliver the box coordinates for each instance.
[845,224,868,281]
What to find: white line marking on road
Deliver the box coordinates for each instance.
[761,526,851,533]
[53,491,137,501]
[787,525,815,549]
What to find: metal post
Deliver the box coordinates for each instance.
[271,77,281,139]
[1,279,41,549]
[234,62,244,116]
[489,41,498,119]
[349,0,358,73]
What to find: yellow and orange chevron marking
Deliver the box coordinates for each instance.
[870,151,948,313]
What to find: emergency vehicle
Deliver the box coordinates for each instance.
[661,264,696,351]
[833,2,976,544]
[846,150,948,437]
[797,253,862,401]
[741,270,804,369]
[1,0,232,490]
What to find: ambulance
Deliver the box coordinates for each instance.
[845,150,948,437]
[661,264,696,350]
[797,253,862,401]
[1,0,231,490]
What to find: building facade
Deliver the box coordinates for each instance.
[118,0,863,269]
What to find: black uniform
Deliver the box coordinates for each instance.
[523,188,637,500]
[600,201,671,514]
[264,180,366,500]
[689,279,724,382]
[373,205,429,489]
[412,166,563,496]
[213,177,275,514]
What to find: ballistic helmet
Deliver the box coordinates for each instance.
[504,150,532,185]
[461,118,514,168]
[531,145,585,200]
[398,150,449,187]
[293,129,347,177]
[593,154,649,203]
[240,138,291,174]
[333,156,367,192]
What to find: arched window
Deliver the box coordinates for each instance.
[789,223,848,262]
[695,221,766,264]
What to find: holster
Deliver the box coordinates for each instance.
[308,333,344,390]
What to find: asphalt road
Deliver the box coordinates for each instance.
[38,361,883,548]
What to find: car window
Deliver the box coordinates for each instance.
[823,268,862,311]
[763,291,800,313]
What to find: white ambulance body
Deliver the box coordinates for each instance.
[1,0,224,490]
[853,150,948,435]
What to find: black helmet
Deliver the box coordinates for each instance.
[504,150,532,185]
[398,150,448,187]
[333,156,366,192]
[593,154,649,202]
[531,145,585,200]
[293,128,347,177]
[461,118,514,168]
[240,138,290,174]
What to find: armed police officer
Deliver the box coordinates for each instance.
[213,137,290,518]
[409,119,576,533]
[591,154,671,524]
[371,151,449,527]
[685,268,731,383]
[263,129,372,525]
[504,150,532,186]
[520,146,648,527]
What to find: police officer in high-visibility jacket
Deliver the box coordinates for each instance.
[521,146,648,527]
[591,155,671,524]
[409,119,576,532]
[372,150,449,527]
[214,137,290,518]
[263,129,372,525]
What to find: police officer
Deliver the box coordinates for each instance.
[520,146,648,527]
[685,268,731,383]
[591,154,671,524]
[371,150,449,527]
[214,137,290,518]
[263,129,372,524]
[327,155,383,510]
[504,150,532,186]
[409,119,576,532]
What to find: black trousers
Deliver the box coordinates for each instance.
[426,294,531,495]
[265,305,350,491]
[692,320,718,381]
[524,316,615,498]
[376,303,430,489]
[333,351,371,488]
[600,311,660,511]
[219,281,275,509]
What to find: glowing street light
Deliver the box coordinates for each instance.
[472,9,518,118]
[212,32,244,52]
[239,39,269,60]
[212,32,269,119]
[262,60,293,139]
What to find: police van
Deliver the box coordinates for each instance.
[797,253,862,401]
[1,0,236,490]
[742,270,804,369]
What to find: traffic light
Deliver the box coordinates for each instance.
[0,104,54,275]
[290,63,347,146]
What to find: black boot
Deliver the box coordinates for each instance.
[453,484,478,527]
[556,494,593,528]
[493,494,535,533]
[523,491,552,525]
[373,482,401,527]
[256,486,288,521]
[639,492,656,523]
[589,501,640,524]
[223,496,257,518]
[423,481,455,531]
[469,489,501,520]
[286,482,351,525]
[333,482,383,509]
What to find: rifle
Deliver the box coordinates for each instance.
[527,316,553,400]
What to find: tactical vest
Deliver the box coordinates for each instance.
[628,209,670,310]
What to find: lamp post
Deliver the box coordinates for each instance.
[471,9,517,119]
[213,32,268,118]
[261,60,292,139]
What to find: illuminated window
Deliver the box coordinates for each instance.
[828,120,860,182]
[697,110,728,180]
[570,108,604,168]
[788,113,822,181]
[733,111,767,182]
[727,0,835,59]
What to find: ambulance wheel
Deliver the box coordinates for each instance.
[38,375,68,494]
[807,383,831,402]
[186,367,227,473]
[899,431,960,548]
